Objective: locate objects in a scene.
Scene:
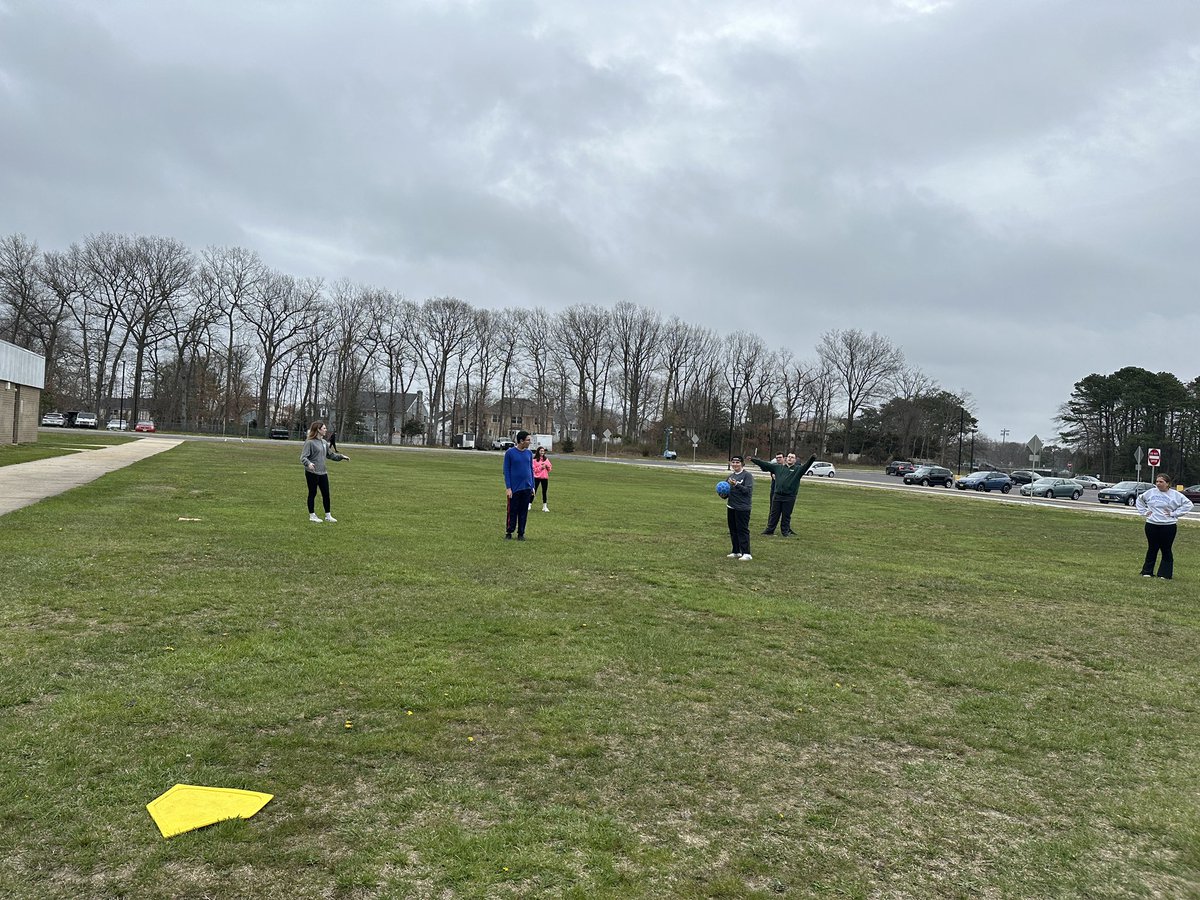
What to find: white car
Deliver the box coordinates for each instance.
[806,461,836,477]
[74,412,98,428]
[40,412,67,427]
[106,418,129,431]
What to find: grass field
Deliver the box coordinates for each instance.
[1,441,1198,898]
[0,431,133,467]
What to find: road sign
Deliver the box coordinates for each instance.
[1148,448,1161,466]
[691,434,700,447]
[1026,435,1042,454]
[1135,446,1143,463]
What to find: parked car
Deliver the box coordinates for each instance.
[956,470,1013,493]
[1097,481,1153,506]
[1021,477,1083,499]
[492,438,516,451]
[134,420,156,433]
[885,460,915,476]
[903,465,955,487]
[1070,475,1108,490]
[106,418,128,431]
[40,411,67,427]
[662,450,677,459]
[1008,470,1039,485]
[268,426,290,439]
[1183,485,1200,503]
[805,461,836,477]
[73,412,98,429]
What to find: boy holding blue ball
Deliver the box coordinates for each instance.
[725,456,754,560]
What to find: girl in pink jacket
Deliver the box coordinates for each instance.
[532,447,553,512]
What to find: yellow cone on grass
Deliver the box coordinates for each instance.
[146,784,273,839]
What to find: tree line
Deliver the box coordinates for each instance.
[1058,367,1200,483]
[4,231,984,461]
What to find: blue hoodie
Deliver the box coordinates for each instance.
[503,445,535,492]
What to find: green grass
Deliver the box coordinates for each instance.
[0,431,134,467]
[1,443,1198,898]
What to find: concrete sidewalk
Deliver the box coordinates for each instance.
[0,437,184,517]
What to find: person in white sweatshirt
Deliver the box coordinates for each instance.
[1135,473,1193,579]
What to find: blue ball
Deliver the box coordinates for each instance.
[716,480,731,498]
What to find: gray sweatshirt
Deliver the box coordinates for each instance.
[300,438,346,475]
[726,469,753,511]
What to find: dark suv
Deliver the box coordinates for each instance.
[885,460,915,476]
[1097,481,1153,506]
[903,465,955,488]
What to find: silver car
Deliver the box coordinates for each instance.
[1020,477,1084,500]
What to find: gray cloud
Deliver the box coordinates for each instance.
[3,0,1199,442]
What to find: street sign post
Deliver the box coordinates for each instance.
[1148,447,1161,481]
[691,432,700,463]
[603,428,612,460]
[1134,445,1143,481]
[1026,434,1042,470]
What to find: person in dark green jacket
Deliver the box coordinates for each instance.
[751,452,817,536]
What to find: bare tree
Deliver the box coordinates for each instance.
[373,293,420,443]
[514,307,567,439]
[817,328,905,460]
[39,243,95,403]
[552,304,611,441]
[195,246,266,429]
[242,272,323,428]
[720,331,766,458]
[611,301,662,440]
[80,234,137,418]
[159,276,222,427]
[0,234,43,347]
[412,296,475,445]
[120,236,194,422]
[324,280,387,437]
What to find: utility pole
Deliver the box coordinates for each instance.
[1000,428,1009,443]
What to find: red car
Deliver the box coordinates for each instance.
[134,420,156,432]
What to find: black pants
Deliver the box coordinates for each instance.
[1142,522,1178,579]
[764,495,797,535]
[727,508,751,556]
[534,478,549,504]
[507,489,533,536]
[305,471,330,514]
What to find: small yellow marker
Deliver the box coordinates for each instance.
[344,719,353,730]
[146,784,273,839]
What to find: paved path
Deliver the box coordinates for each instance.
[0,437,184,517]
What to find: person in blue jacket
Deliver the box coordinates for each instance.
[503,430,535,540]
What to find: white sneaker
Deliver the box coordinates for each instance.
[739,554,752,561]
[727,552,740,558]
[324,513,337,523]
[528,502,533,510]
[309,513,321,523]
[542,504,549,512]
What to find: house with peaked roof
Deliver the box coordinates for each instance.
[358,390,426,441]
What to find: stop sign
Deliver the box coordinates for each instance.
[1148,448,1161,466]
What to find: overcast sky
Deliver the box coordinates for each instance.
[3,0,1198,445]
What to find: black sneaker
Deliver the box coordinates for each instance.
[761,530,775,535]
[517,534,526,541]
[505,533,513,540]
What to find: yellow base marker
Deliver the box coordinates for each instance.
[146,784,273,839]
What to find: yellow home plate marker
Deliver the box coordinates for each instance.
[146,784,273,839]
